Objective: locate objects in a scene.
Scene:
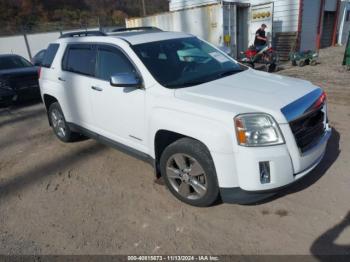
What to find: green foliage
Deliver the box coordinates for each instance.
[0,0,169,35]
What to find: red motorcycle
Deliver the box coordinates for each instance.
[238,45,279,72]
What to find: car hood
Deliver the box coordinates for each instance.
[174,69,321,123]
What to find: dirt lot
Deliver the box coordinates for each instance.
[0,46,349,256]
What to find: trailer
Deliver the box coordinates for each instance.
[126,1,253,58]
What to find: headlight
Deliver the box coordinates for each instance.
[234,113,285,146]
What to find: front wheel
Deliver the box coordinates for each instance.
[160,138,219,207]
[298,60,306,67]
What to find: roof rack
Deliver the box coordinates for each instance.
[59,30,107,39]
[112,26,162,33]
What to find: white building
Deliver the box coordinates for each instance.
[127,0,344,59]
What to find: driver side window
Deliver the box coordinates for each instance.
[96,45,135,81]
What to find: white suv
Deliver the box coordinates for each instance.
[39,28,331,207]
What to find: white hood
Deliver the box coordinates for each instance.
[174,69,321,123]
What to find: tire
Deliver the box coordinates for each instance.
[292,60,297,66]
[48,102,80,143]
[160,138,219,207]
[298,60,305,67]
[268,63,277,73]
[310,60,317,66]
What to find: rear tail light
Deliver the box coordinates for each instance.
[38,67,42,79]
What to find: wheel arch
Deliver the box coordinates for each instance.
[150,109,235,178]
[153,129,215,178]
[43,94,58,125]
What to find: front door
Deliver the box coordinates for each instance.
[90,44,147,153]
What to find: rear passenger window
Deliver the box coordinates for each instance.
[42,44,59,68]
[96,46,135,81]
[62,44,96,76]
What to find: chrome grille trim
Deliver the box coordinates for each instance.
[281,88,323,122]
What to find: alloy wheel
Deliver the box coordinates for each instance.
[51,109,66,138]
[166,153,208,200]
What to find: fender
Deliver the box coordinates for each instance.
[149,107,236,158]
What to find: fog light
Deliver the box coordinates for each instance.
[259,161,270,184]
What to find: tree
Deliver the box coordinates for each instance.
[0,0,169,35]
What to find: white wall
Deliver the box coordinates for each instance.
[0,31,61,60]
[0,35,29,59]
[27,32,61,58]
[0,28,99,60]
[248,0,300,33]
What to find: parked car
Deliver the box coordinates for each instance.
[31,49,46,66]
[39,29,331,207]
[0,85,16,107]
[0,54,41,105]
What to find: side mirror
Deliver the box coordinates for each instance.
[110,72,142,88]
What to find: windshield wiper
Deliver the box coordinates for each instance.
[166,81,206,88]
[218,69,244,78]
[166,69,244,88]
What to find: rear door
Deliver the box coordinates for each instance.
[60,43,97,129]
[90,44,147,152]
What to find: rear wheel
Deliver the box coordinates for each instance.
[48,102,80,142]
[160,138,219,207]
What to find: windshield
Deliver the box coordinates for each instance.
[0,56,32,70]
[132,37,246,88]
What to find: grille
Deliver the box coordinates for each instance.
[289,107,325,153]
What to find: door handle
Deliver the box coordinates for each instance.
[91,86,103,91]
[58,77,66,82]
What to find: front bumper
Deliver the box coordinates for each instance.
[219,127,332,204]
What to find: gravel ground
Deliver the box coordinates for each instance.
[0,46,349,256]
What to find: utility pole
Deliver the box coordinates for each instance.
[141,0,146,16]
